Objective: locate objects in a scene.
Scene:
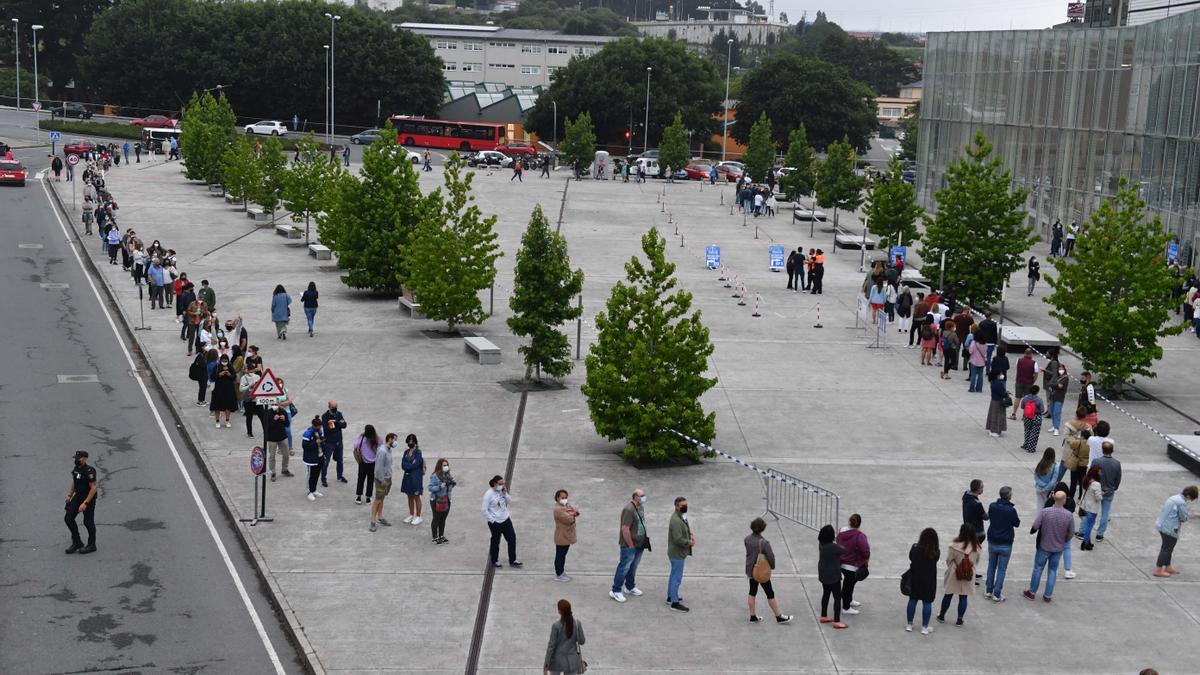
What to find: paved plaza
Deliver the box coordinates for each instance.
[47,157,1200,674]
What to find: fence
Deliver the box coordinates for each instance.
[763,468,840,533]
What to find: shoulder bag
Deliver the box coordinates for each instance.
[352,437,363,464]
[752,540,772,583]
[900,569,912,596]
[635,508,652,552]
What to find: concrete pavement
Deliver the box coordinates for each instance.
[43,155,1200,674]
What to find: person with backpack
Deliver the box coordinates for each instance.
[918,316,937,366]
[1027,256,1041,296]
[938,319,960,379]
[908,292,928,348]
[817,525,848,629]
[543,599,586,675]
[744,517,794,624]
[1011,349,1040,419]
[936,523,980,627]
[903,528,939,635]
[1019,385,1046,453]
[1042,481,1077,579]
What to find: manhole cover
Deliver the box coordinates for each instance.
[40,283,70,290]
[18,244,44,249]
[57,374,99,383]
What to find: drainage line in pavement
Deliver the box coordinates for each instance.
[198,225,267,260]
[555,177,570,234]
[464,390,528,675]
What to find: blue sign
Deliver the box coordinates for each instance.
[705,245,721,269]
[769,244,786,271]
[48,131,61,141]
[1168,242,1179,262]
[891,245,907,264]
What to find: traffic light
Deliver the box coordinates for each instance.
[625,130,631,139]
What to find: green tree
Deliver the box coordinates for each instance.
[864,156,923,247]
[733,54,877,153]
[283,135,336,244]
[251,135,288,218]
[220,135,260,211]
[920,130,1033,306]
[524,37,722,148]
[7,0,111,99]
[780,125,817,212]
[582,228,717,463]
[658,111,689,182]
[400,154,501,330]
[318,123,428,292]
[815,136,865,230]
[742,112,775,183]
[1044,180,1184,390]
[899,101,920,161]
[508,205,585,381]
[559,113,596,179]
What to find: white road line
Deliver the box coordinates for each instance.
[41,180,286,674]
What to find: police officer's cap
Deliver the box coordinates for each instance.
[74,450,89,460]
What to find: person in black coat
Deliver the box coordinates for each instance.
[962,479,988,541]
[786,249,804,290]
[905,528,940,633]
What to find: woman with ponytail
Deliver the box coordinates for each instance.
[543,599,586,675]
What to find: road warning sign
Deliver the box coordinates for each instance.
[250,368,284,399]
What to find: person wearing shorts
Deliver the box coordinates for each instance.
[369,433,396,532]
[744,518,793,624]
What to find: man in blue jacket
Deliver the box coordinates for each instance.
[319,400,348,487]
[985,486,1021,602]
[301,417,325,501]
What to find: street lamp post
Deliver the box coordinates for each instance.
[31,24,41,145]
[722,38,732,162]
[552,99,557,146]
[643,67,651,154]
[324,45,330,143]
[325,13,340,144]
[11,18,18,112]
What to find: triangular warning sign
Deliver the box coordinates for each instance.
[250,368,284,399]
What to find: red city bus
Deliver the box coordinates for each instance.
[389,116,503,152]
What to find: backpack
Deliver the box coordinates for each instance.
[1023,399,1038,419]
[954,550,975,581]
[919,324,933,341]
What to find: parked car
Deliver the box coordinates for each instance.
[629,156,661,177]
[627,148,659,163]
[350,128,382,145]
[466,150,513,168]
[244,120,288,136]
[715,163,743,182]
[129,114,179,129]
[683,162,713,181]
[402,148,422,164]
[0,141,10,156]
[63,139,98,156]
[50,102,93,120]
[671,167,689,181]
[0,159,27,186]
[496,140,536,156]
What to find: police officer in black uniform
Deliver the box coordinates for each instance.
[65,450,98,554]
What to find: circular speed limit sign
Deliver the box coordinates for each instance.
[66,154,80,166]
[250,446,266,476]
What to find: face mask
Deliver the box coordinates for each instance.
[494,485,504,493]
[559,498,569,506]
[442,465,450,473]
[639,495,648,505]
[390,441,398,449]
[1059,369,1066,375]
[679,505,688,514]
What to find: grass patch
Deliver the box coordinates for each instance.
[39,119,144,141]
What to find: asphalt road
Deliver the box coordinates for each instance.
[0,161,302,673]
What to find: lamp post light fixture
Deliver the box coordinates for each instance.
[643,67,651,154]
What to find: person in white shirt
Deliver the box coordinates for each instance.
[1087,420,1113,468]
[483,475,523,569]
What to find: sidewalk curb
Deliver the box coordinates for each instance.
[45,176,324,675]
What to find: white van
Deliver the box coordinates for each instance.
[631,156,660,178]
[142,127,181,154]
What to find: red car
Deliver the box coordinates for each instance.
[130,115,179,129]
[496,140,536,156]
[64,139,98,156]
[715,164,743,182]
[683,162,713,181]
[0,160,27,186]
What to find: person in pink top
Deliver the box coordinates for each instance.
[836,514,871,616]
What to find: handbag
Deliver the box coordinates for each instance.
[900,569,912,597]
[576,639,587,673]
[752,540,772,583]
[1002,392,1014,408]
[854,564,870,581]
[636,509,652,552]
[433,495,450,512]
[352,438,363,464]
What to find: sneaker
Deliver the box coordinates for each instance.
[436,536,448,545]
[776,615,793,624]
[215,421,221,428]
[270,474,276,482]
[984,592,993,600]
[626,587,643,596]
[1052,428,1060,436]
[508,560,523,568]
[306,493,316,501]
[313,491,324,498]
[955,618,964,627]
[225,421,232,428]
[1023,590,1036,601]
[337,477,349,483]
[670,602,690,613]
[989,432,1000,437]
[993,595,1006,602]
[843,607,860,615]
[935,615,945,624]
[1064,570,1076,579]
[1096,535,1104,541]
[281,470,293,477]
[321,480,329,488]
[749,615,762,623]
[492,562,502,569]
[1074,532,1083,540]
[403,515,414,524]
[79,544,96,554]
[554,575,572,582]
[369,521,377,532]
[365,498,371,504]
[610,590,627,603]
[411,516,423,526]
[377,517,391,526]
[65,542,83,554]
[850,601,861,607]
[195,401,206,406]
[920,626,931,635]
[1043,596,1053,603]
[905,624,913,632]
[355,496,363,505]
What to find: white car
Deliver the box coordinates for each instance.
[245,120,288,136]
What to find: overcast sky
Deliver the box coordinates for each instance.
[774,0,1070,33]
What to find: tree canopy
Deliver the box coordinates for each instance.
[864,156,923,246]
[742,113,775,183]
[559,113,597,179]
[733,54,876,153]
[525,37,722,150]
[780,125,816,202]
[781,17,919,96]
[80,0,443,125]
[658,112,690,179]
[815,136,865,228]
[5,0,113,100]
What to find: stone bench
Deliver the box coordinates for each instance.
[275,223,302,239]
[398,296,425,320]
[208,184,223,193]
[464,336,500,365]
[308,243,331,260]
[792,208,827,222]
[247,207,270,223]
[224,193,238,204]
[834,232,877,250]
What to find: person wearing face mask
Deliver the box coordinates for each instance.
[209,355,238,429]
[610,489,649,603]
[64,451,99,554]
[301,417,326,502]
[553,489,579,581]
[666,496,693,612]
[319,401,348,486]
[986,371,1010,438]
[369,433,395,531]
[483,475,522,568]
[428,458,456,544]
[400,434,426,526]
[1047,363,1069,436]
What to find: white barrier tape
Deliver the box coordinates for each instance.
[665,428,835,496]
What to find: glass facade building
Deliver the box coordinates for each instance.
[917,12,1200,264]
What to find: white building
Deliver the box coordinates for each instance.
[397,23,619,88]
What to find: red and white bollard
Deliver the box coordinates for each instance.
[752,294,762,317]
[730,276,741,297]
[737,282,747,306]
[814,302,823,328]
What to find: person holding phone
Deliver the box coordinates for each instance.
[552,489,579,581]
[483,475,522,569]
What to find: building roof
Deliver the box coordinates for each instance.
[398,22,620,45]
[445,80,542,113]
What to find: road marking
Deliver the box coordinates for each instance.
[19,243,44,249]
[57,374,99,383]
[40,180,286,674]
[39,282,70,289]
